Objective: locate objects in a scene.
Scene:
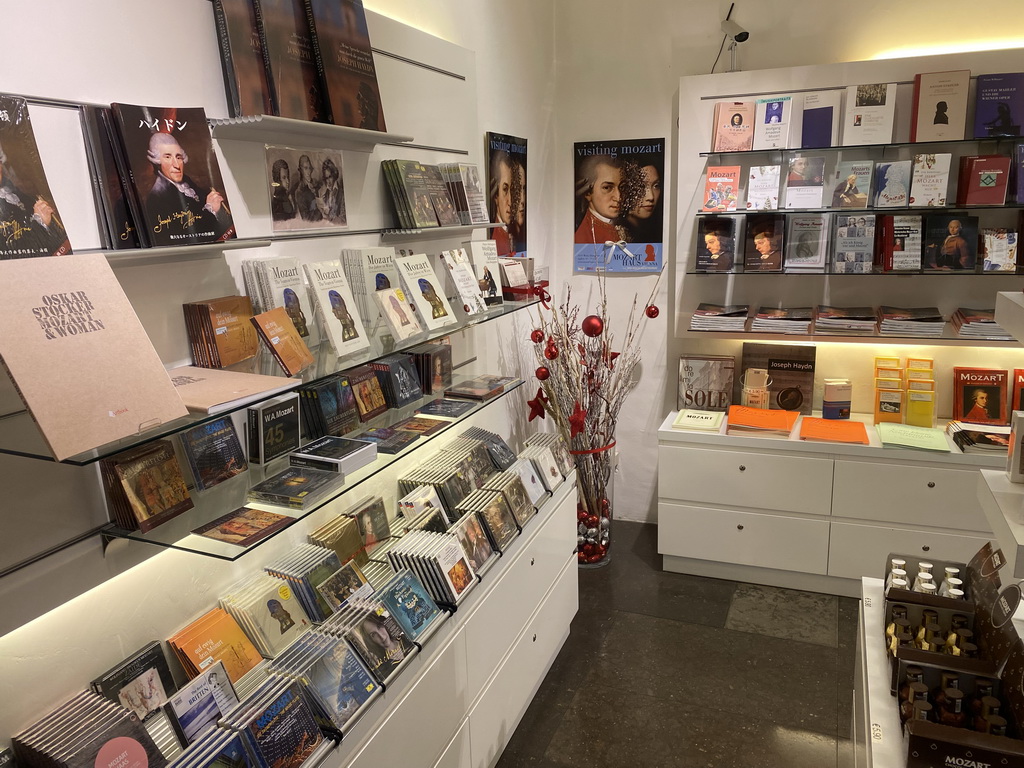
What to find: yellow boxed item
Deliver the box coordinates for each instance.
[875,366,903,380]
[874,388,904,424]
[906,356,933,370]
[906,367,934,381]
[907,378,936,392]
[875,356,901,369]
[905,390,935,428]
[875,377,903,390]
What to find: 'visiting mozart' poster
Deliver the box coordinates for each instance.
[485,132,527,258]
[573,137,664,273]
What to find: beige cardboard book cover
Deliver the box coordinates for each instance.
[168,365,300,414]
[0,253,187,460]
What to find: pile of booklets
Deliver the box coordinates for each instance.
[384,531,477,607]
[689,303,749,331]
[263,544,344,623]
[259,633,379,734]
[813,305,877,335]
[101,441,195,533]
[951,307,1013,340]
[220,573,312,657]
[89,640,176,723]
[289,436,377,476]
[183,296,258,368]
[749,306,813,333]
[946,421,1012,454]
[168,608,263,685]
[214,679,324,768]
[247,466,343,509]
[308,513,367,568]
[12,691,170,768]
[725,405,799,437]
[877,306,945,337]
[408,342,453,394]
[438,164,491,225]
[454,489,521,555]
[445,374,520,401]
[382,159,465,229]
[369,354,424,408]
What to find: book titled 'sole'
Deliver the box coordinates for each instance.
[677,355,734,411]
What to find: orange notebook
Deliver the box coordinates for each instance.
[250,306,315,376]
[726,405,799,435]
[799,417,869,444]
[169,607,262,683]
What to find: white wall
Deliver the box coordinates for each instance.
[552,0,1024,523]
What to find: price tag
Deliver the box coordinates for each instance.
[864,596,872,608]
[871,723,883,742]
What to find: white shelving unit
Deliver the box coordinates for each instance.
[977,469,1024,579]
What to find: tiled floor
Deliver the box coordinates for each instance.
[496,520,858,768]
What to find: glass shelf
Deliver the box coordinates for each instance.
[685,328,1019,347]
[84,238,273,265]
[0,298,539,466]
[381,222,504,240]
[694,204,1024,217]
[699,135,1024,158]
[100,375,526,560]
[208,114,414,152]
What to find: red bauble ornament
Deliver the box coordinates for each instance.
[535,366,550,381]
[583,544,595,555]
[586,514,599,528]
[578,551,587,562]
[577,509,589,522]
[544,344,559,360]
[645,305,660,319]
[581,314,604,337]
[530,329,544,344]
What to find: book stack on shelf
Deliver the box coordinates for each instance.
[689,302,750,331]
[213,0,386,130]
[812,305,877,336]
[951,307,1014,340]
[946,421,1011,454]
[877,306,945,337]
[749,306,812,333]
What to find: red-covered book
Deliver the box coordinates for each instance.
[702,166,741,212]
[952,367,1008,425]
[1012,368,1024,412]
[956,155,1011,205]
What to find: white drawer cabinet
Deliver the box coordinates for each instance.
[434,721,472,768]
[659,501,830,574]
[463,496,576,699]
[658,444,833,514]
[657,415,1000,595]
[469,557,577,768]
[348,631,469,768]
[832,460,992,532]
[828,521,993,580]
[338,476,578,768]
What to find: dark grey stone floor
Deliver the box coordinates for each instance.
[496,520,858,768]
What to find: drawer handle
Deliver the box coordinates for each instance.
[737,525,744,531]
[530,557,535,566]
[532,634,537,643]
[738,465,746,472]
[922,545,930,552]
[927,482,935,488]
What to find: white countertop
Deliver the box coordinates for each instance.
[659,410,1006,469]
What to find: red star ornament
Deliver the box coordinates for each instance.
[527,388,549,422]
[569,401,587,437]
